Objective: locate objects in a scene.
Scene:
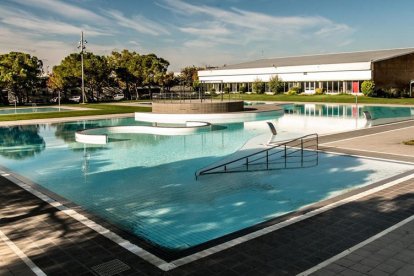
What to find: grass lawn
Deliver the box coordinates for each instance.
[0,103,151,122]
[239,94,414,105]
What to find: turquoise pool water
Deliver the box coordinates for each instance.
[283,103,414,120]
[0,103,413,251]
[0,107,68,115]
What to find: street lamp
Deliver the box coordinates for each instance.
[77,31,87,104]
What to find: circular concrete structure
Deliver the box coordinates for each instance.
[152,100,244,114]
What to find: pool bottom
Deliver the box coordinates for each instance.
[1,155,413,265]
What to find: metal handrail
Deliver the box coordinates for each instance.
[196,133,318,179]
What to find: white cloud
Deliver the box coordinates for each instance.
[0,6,110,36]
[103,9,170,36]
[179,25,230,36]
[162,0,354,50]
[8,0,108,23]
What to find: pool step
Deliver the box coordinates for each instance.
[196,133,319,179]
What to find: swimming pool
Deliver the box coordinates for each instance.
[0,106,69,115]
[0,103,413,255]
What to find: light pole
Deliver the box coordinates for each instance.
[78,31,87,104]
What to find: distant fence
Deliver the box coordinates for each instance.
[152,91,243,103]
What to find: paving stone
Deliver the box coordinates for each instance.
[324,263,347,273]
[339,268,366,276]
[394,264,414,276]
[350,263,373,273]
[367,268,390,276]
[311,268,337,276]
[359,257,382,268]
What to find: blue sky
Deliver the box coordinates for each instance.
[1,0,414,71]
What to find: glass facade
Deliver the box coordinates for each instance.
[202,80,363,93]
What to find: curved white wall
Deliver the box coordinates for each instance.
[134,110,282,124]
[75,122,212,145]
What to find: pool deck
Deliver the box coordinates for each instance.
[1,119,414,275]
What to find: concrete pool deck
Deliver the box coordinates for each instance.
[0,119,414,275]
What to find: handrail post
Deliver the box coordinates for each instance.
[246,157,249,171]
[284,144,287,168]
[266,150,269,170]
[301,139,304,166]
[316,134,319,166]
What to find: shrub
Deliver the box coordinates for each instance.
[315,88,325,95]
[385,87,401,98]
[210,88,216,93]
[361,80,375,96]
[239,85,247,93]
[286,86,300,95]
[223,86,231,93]
[252,78,265,94]
[268,75,284,94]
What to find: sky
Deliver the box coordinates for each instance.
[1,0,414,72]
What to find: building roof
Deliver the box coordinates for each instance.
[218,48,414,70]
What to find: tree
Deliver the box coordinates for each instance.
[252,78,265,94]
[141,54,169,97]
[83,53,110,101]
[268,75,284,94]
[108,50,140,100]
[47,72,66,98]
[0,52,43,105]
[180,66,202,89]
[108,50,170,99]
[51,52,109,102]
[361,80,375,96]
[157,72,177,92]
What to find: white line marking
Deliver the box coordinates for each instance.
[322,125,414,145]
[0,230,47,276]
[297,213,414,276]
[319,149,414,165]
[321,146,414,158]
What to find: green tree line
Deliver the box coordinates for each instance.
[0,50,203,105]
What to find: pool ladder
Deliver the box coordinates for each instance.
[195,133,319,179]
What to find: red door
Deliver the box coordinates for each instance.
[352,82,359,93]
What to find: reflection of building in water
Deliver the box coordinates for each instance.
[284,104,364,118]
[243,109,367,134]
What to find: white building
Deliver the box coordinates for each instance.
[198,48,414,94]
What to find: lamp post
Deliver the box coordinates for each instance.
[78,31,87,104]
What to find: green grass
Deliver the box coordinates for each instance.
[239,94,414,105]
[0,103,151,121]
[403,140,414,146]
